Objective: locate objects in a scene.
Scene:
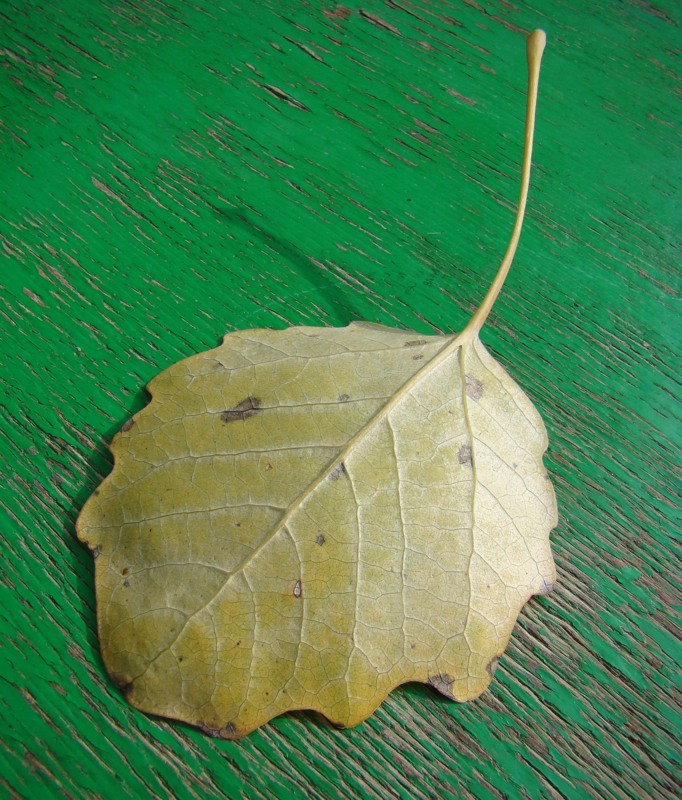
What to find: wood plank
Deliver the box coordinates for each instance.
[1,1,678,798]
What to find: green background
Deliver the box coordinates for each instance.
[1,1,679,798]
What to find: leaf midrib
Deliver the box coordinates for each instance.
[220,330,469,585]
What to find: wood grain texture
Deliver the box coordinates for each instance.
[1,1,679,798]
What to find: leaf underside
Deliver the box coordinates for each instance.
[77,322,556,738]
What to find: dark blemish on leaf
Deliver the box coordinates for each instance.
[338,393,350,402]
[294,580,302,598]
[404,339,427,348]
[199,720,238,739]
[121,567,129,575]
[466,374,484,400]
[236,640,241,647]
[329,462,347,481]
[428,673,455,699]
[220,396,262,423]
[178,656,184,662]
[123,579,130,588]
[111,674,134,698]
[92,545,101,560]
[458,445,472,466]
[486,656,500,678]
[121,418,135,433]
[412,353,424,361]
[316,534,326,546]
[265,462,272,471]
[219,722,238,739]
[93,489,100,497]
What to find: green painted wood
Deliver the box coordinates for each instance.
[1,1,679,798]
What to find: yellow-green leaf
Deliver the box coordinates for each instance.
[77,30,556,738]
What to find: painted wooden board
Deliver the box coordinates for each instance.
[1,1,679,798]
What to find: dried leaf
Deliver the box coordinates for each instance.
[77,31,556,738]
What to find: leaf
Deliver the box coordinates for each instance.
[77,31,556,738]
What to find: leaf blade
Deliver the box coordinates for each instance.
[78,324,555,737]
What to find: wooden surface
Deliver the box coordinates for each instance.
[1,1,679,798]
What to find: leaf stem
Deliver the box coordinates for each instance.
[462,29,546,339]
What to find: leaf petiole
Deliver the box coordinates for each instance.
[462,29,547,340]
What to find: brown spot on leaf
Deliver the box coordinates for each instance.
[111,674,134,698]
[220,396,262,423]
[428,673,455,699]
[338,393,350,402]
[121,567,129,575]
[198,720,239,739]
[486,657,500,678]
[121,418,135,433]
[412,353,424,361]
[329,462,347,480]
[404,339,427,348]
[219,722,238,739]
[458,445,472,466]
[466,374,484,400]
